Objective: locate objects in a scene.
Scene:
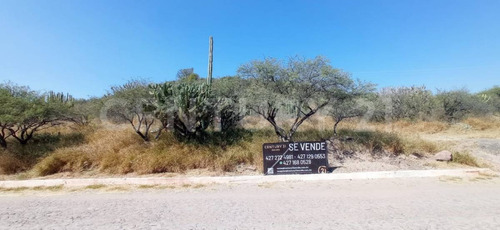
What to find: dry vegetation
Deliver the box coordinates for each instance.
[452,152,481,167]
[1,115,499,179]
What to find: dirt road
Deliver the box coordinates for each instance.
[1,177,499,229]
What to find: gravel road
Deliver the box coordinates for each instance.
[1,177,500,229]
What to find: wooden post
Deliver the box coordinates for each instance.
[207,36,213,85]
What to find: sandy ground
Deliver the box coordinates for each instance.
[421,134,500,171]
[1,177,499,229]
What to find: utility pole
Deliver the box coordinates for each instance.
[207,36,213,85]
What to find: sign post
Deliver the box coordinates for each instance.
[263,141,329,175]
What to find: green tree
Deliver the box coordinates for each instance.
[0,83,71,146]
[67,97,104,127]
[329,82,375,135]
[238,56,355,142]
[176,68,200,83]
[212,76,247,133]
[0,87,16,148]
[107,80,156,141]
[378,86,435,121]
[478,86,500,113]
[436,89,491,121]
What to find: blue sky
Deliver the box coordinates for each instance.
[0,0,499,98]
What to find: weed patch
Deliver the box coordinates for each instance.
[85,184,106,189]
[452,152,481,167]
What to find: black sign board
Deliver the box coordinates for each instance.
[263,141,329,175]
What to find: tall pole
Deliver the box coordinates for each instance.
[207,36,213,85]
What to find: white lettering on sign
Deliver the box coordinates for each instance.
[288,143,299,151]
[287,142,326,151]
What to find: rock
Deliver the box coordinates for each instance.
[246,166,257,171]
[434,150,453,161]
[410,153,424,159]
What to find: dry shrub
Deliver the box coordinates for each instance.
[452,152,481,167]
[402,136,439,155]
[33,150,92,176]
[31,127,143,176]
[30,126,270,176]
[0,152,26,174]
[337,129,404,154]
[216,143,260,172]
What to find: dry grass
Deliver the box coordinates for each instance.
[401,136,440,155]
[1,116,497,177]
[0,185,64,193]
[0,186,30,192]
[0,152,26,174]
[452,152,481,167]
[85,184,106,189]
[463,117,500,131]
[30,125,265,177]
[32,185,64,191]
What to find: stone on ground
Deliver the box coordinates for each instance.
[434,150,453,161]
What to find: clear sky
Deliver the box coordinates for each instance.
[1,0,499,98]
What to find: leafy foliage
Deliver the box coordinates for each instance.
[107,80,156,141]
[238,56,356,141]
[0,83,72,147]
[212,76,246,133]
[379,86,435,121]
[436,89,492,121]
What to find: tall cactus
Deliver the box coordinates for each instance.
[207,36,213,86]
[46,91,74,105]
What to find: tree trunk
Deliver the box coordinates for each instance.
[136,131,150,142]
[0,138,6,149]
[155,128,163,140]
[333,118,342,135]
[19,139,29,145]
[280,135,291,142]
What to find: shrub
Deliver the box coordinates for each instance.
[0,152,25,174]
[106,79,156,141]
[436,89,492,121]
[377,86,435,121]
[452,152,481,167]
[33,150,91,176]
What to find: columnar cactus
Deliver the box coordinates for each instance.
[46,91,74,105]
[207,36,213,86]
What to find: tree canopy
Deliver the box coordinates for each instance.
[238,56,358,141]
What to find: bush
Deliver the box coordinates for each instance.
[377,86,435,121]
[452,152,481,167]
[478,86,500,113]
[33,150,91,176]
[337,129,404,154]
[436,89,492,121]
[0,152,25,174]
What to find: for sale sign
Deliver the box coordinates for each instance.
[263,141,329,175]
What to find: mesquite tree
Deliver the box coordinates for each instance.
[0,83,71,147]
[328,81,375,135]
[329,99,367,135]
[0,88,14,148]
[238,56,356,142]
[107,80,156,142]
